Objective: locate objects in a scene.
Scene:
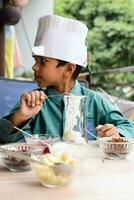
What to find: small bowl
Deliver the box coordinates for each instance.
[25,135,61,154]
[97,137,134,156]
[0,143,44,172]
[31,142,89,188]
[25,134,60,144]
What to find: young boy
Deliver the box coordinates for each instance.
[0,15,134,143]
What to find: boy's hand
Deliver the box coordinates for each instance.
[18,90,47,120]
[96,124,120,138]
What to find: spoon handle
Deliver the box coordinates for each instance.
[14,126,35,138]
[84,129,98,140]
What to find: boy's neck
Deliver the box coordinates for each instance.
[53,79,75,93]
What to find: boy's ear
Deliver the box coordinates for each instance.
[64,63,76,76]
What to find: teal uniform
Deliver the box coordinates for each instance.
[0,81,134,143]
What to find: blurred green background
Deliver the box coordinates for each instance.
[54,0,134,100]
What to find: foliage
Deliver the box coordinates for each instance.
[54,0,134,100]
[21,71,34,79]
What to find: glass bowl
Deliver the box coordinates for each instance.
[31,141,89,188]
[25,134,60,144]
[0,143,44,172]
[97,137,134,157]
[50,141,89,162]
[25,134,61,154]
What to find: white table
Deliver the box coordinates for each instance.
[1,141,134,200]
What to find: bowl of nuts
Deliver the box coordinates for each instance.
[97,137,134,157]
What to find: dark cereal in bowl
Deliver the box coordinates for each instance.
[0,143,44,172]
[97,137,134,156]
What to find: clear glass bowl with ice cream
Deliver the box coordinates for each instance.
[31,141,89,188]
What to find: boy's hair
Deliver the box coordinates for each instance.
[56,60,82,80]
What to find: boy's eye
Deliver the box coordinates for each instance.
[40,57,46,64]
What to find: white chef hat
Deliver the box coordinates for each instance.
[32,15,88,67]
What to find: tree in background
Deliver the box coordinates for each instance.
[54,0,134,100]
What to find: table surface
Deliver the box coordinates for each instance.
[1,141,134,200]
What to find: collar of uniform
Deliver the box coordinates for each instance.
[44,87,64,107]
[70,80,82,95]
[44,80,82,106]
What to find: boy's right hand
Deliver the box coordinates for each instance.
[18,90,47,120]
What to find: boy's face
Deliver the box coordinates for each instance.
[32,56,68,88]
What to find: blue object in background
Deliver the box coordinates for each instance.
[0,77,37,117]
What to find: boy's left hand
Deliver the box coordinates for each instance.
[96,124,120,138]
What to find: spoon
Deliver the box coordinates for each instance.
[84,129,98,140]
[0,146,73,175]
[52,162,74,175]
[47,93,72,98]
